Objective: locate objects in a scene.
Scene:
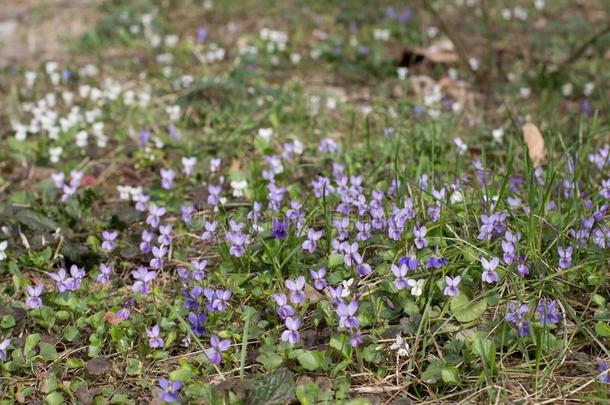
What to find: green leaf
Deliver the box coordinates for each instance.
[295,383,320,405]
[65,358,85,369]
[0,315,16,329]
[441,366,461,385]
[450,293,487,323]
[330,334,352,359]
[328,254,344,268]
[45,391,64,405]
[15,209,59,231]
[256,352,283,370]
[595,321,610,337]
[24,333,41,357]
[296,350,325,371]
[421,358,445,383]
[126,358,143,375]
[169,364,197,382]
[39,342,58,361]
[247,368,295,405]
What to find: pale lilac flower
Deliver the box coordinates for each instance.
[318,138,339,153]
[150,245,167,269]
[147,325,164,348]
[342,242,362,266]
[135,194,150,211]
[158,224,173,246]
[285,277,305,305]
[328,285,344,308]
[391,263,410,290]
[49,268,70,292]
[281,316,302,345]
[132,266,157,294]
[481,257,500,283]
[337,300,359,330]
[310,268,327,290]
[202,220,217,242]
[190,259,207,281]
[207,184,222,206]
[147,204,166,228]
[302,229,323,253]
[140,230,154,253]
[181,156,197,176]
[205,335,231,364]
[160,168,175,190]
[0,338,10,362]
[413,224,427,249]
[599,361,610,383]
[26,284,44,309]
[204,288,232,312]
[66,265,85,290]
[209,158,222,172]
[272,293,295,319]
[180,204,195,224]
[158,378,182,403]
[101,230,118,251]
[443,276,461,297]
[558,246,573,269]
[97,263,112,284]
[357,263,372,277]
[356,221,371,241]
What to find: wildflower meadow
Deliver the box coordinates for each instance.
[0,0,609,403]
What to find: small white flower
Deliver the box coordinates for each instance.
[397,67,409,81]
[373,28,390,41]
[453,137,468,155]
[292,139,304,155]
[25,71,37,88]
[49,146,63,163]
[561,83,573,97]
[76,130,88,148]
[501,8,512,20]
[0,240,8,261]
[341,278,354,298]
[492,127,504,143]
[230,180,248,197]
[258,127,273,141]
[165,35,179,47]
[584,82,595,96]
[407,279,425,297]
[290,53,301,64]
[468,57,479,71]
[426,26,439,38]
[389,334,410,357]
[450,191,464,204]
[534,0,545,10]
[520,87,531,98]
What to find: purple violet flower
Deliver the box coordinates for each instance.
[25,284,44,309]
[147,325,164,348]
[443,276,461,297]
[206,335,231,364]
[281,316,302,345]
[285,277,305,305]
[158,378,182,403]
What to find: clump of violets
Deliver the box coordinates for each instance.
[205,335,231,364]
[204,288,232,312]
[536,298,562,325]
[506,303,530,336]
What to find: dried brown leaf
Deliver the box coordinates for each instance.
[522,122,546,166]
